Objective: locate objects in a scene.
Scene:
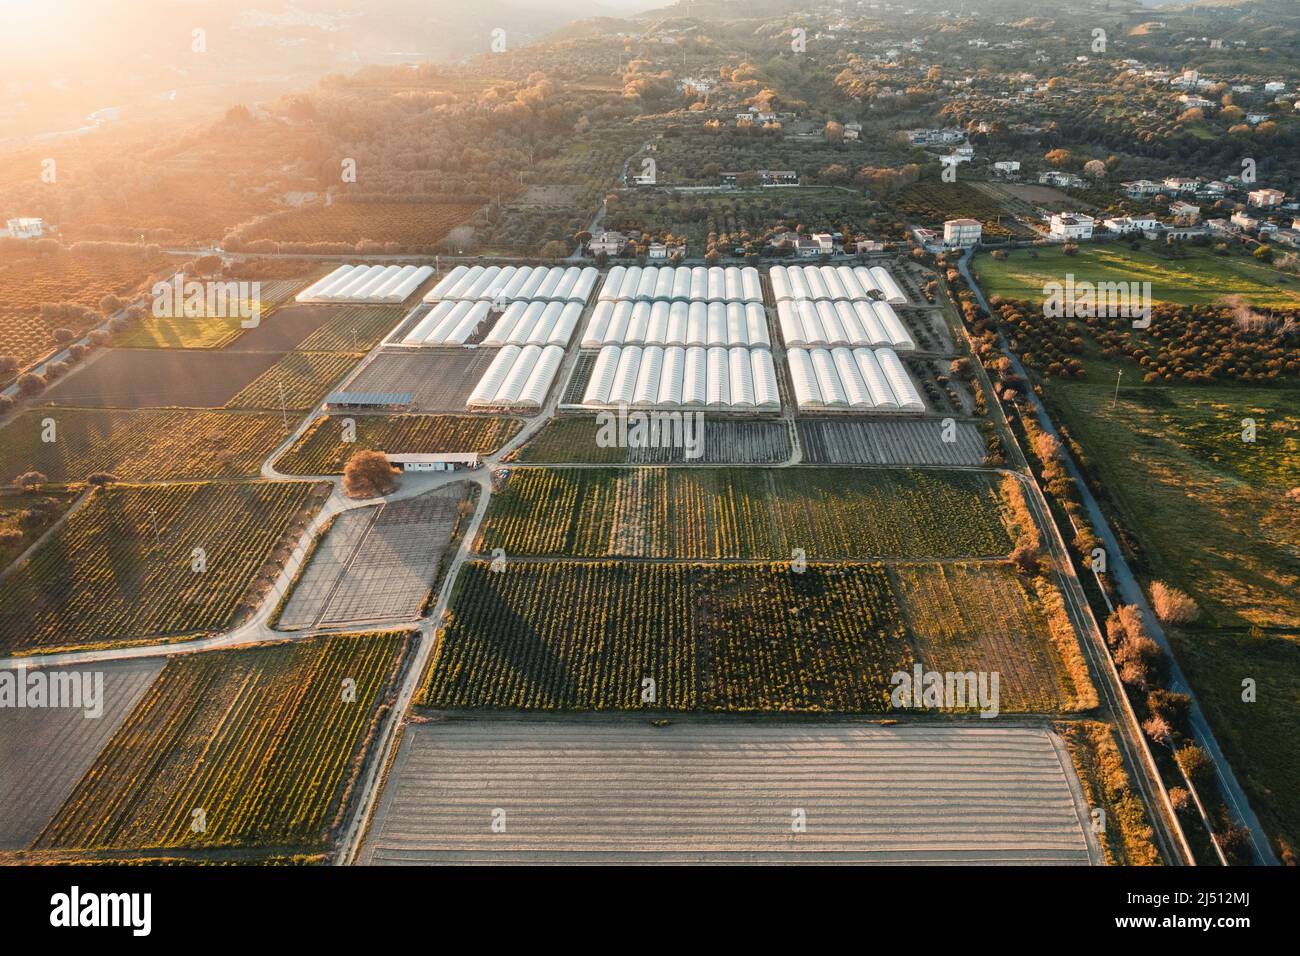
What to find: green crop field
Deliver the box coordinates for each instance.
[1047,378,1300,851]
[974,244,1300,309]
[477,467,1014,560]
[0,481,327,655]
[39,632,412,855]
[420,561,912,712]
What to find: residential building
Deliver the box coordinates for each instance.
[1169,201,1202,223]
[943,218,983,247]
[1163,177,1200,193]
[1102,216,1157,235]
[647,241,686,260]
[589,232,628,256]
[810,233,836,253]
[1249,188,1285,208]
[1049,213,1095,241]
[993,161,1021,175]
[1231,211,1260,232]
[4,217,47,239]
[795,236,824,258]
[1123,180,1163,198]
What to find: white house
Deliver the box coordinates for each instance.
[4,217,47,239]
[1231,211,1260,232]
[1169,201,1202,222]
[943,218,983,247]
[1103,216,1157,235]
[1163,177,1200,193]
[589,232,628,256]
[386,453,480,473]
[993,161,1021,175]
[1049,213,1095,241]
[810,233,835,253]
[1264,81,1286,94]
[1122,180,1162,197]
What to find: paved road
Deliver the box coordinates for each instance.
[958,248,1277,865]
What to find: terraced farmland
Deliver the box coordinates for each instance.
[362,720,1099,864]
[0,409,287,483]
[0,481,327,655]
[38,632,413,854]
[798,420,987,467]
[514,417,793,464]
[477,467,1013,559]
[420,561,911,712]
[276,415,521,475]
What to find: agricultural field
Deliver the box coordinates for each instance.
[225,351,361,411]
[0,409,288,484]
[0,246,173,371]
[37,632,413,855]
[420,561,911,712]
[1046,379,1300,850]
[0,481,327,655]
[888,182,1030,239]
[362,720,1099,865]
[39,348,282,407]
[0,488,80,568]
[0,660,164,850]
[797,420,987,466]
[973,244,1300,309]
[276,414,521,475]
[512,417,792,464]
[893,563,1093,712]
[278,487,468,629]
[231,200,480,249]
[476,467,1014,560]
[345,349,499,412]
[110,278,308,349]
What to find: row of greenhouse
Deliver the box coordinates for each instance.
[786,347,924,411]
[402,299,584,347]
[581,300,770,349]
[466,344,567,409]
[769,265,907,305]
[581,345,780,410]
[424,265,600,305]
[596,265,764,304]
[296,264,434,304]
[775,298,913,350]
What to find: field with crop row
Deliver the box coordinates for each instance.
[893,563,1088,712]
[798,419,987,466]
[225,351,360,410]
[421,562,910,712]
[0,481,326,655]
[38,632,413,853]
[111,279,307,349]
[477,467,1013,559]
[0,409,287,484]
[276,414,521,475]
[513,417,792,464]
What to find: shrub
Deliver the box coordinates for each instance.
[15,471,49,490]
[16,373,46,396]
[1151,581,1199,625]
[1175,744,1215,791]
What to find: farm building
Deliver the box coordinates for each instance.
[775,298,913,350]
[582,300,769,349]
[323,390,413,411]
[581,345,779,411]
[769,265,908,305]
[596,265,763,304]
[785,347,924,412]
[296,264,434,304]
[423,265,599,305]
[385,453,480,472]
[466,344,566,410]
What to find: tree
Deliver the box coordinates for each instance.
[0,355,17,375]
[16,372,45,396]
[540,239,569,259]
[343,450,399,499]
[1175,744,1214,791]
[87,473,120,487]
[1083,159,1107,180]
[15,471,48,490]
[1045,148,1073,168]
